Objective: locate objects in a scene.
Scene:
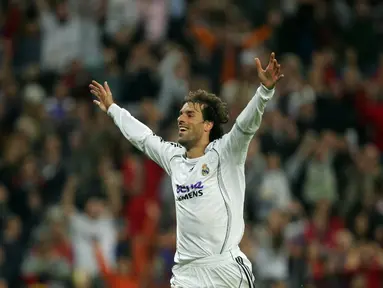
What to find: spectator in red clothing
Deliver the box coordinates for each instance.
[344,243,383,288]
[122,150,146,238]
[305,200,344,250]
[306,241,325,280]
[122,145,163,238]
[93,240,138,288]
[355,81,383,152]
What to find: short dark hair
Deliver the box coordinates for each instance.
[184,90,229,142]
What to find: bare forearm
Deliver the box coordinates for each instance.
[105,185,122,216]
[61,176,77,214]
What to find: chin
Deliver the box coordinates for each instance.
[178,137,186,146]
[178,137,190,148]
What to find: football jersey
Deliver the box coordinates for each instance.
[107,85,274,263]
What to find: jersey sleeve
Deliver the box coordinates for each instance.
[108,104,184,175]
[219,85,274,164]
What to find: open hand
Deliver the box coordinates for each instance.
[89,80,114,112]
[255,52,284,90]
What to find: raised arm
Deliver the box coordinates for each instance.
[219,53,283,163]
[89,81,184,175]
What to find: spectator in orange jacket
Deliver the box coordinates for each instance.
[93,240,138,288]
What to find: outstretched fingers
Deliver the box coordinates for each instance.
[104,81,111,96]
[92,80,104,91]
[269,52,275,66]
[90,89,100,99]
[274,62,280,74]
[254,58,263,73]
[272,59,278,71]
[276,65,284,81]
[89,85,101,97]
[271,55,283,80]
[89,84,100,92]
[90,80,107,99]
[270,52,275,61]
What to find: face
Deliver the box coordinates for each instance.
[45,134,61,153]
[268,210,283,233]
[177,102,212,149]
[56,2,69,21]
[21,156,39,179]
[28,192,41,210]
[335,230,353,253]
[6,217,21,240]
[85,198,105,219]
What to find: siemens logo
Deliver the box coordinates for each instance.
[176,181,204,202]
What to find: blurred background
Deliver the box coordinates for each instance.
[0,0,383,287]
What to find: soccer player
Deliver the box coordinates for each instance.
[89,52,283,287]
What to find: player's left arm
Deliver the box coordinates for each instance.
[220,52,283,163]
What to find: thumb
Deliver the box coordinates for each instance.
[254,58,263,73]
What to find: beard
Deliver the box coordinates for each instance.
[178,136,193,149]
[178,131,198,150]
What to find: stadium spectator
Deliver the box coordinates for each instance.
[0,0,382,287]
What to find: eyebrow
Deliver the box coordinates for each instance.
[179,109,196,115]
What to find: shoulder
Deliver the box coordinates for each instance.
[98,216,116,231]
[152,133,185,153]
[163,141,185,156]
[206,132,248,165]
[205,135,234,155]
[167,141,184,150]
[206,138,222,153]
[70,212,86,229]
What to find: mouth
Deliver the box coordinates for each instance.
[178,127,188,133]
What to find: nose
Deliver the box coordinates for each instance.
[178,114,185,124]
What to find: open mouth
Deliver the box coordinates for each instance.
[179,127,188,132]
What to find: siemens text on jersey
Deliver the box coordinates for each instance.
[176,181,204,202]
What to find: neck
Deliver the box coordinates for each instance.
[186,142,209,159]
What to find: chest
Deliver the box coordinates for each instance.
[72,215,109,240]
[170,153,220,200]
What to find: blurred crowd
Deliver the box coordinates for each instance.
[0,0,383,287]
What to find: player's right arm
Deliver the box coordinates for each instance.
[90,81,184,175]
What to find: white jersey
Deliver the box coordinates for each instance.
[108,85,274,264]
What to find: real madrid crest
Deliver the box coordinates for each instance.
[201,164,210,176]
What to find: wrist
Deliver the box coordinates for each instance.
[261,83,275,90]
[106,103,117,115]
[259,84,275,97]
[106,101,115,110]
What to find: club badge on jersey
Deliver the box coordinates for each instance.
[201,164,210,176]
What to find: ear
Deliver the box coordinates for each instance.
[204,121,214,133]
